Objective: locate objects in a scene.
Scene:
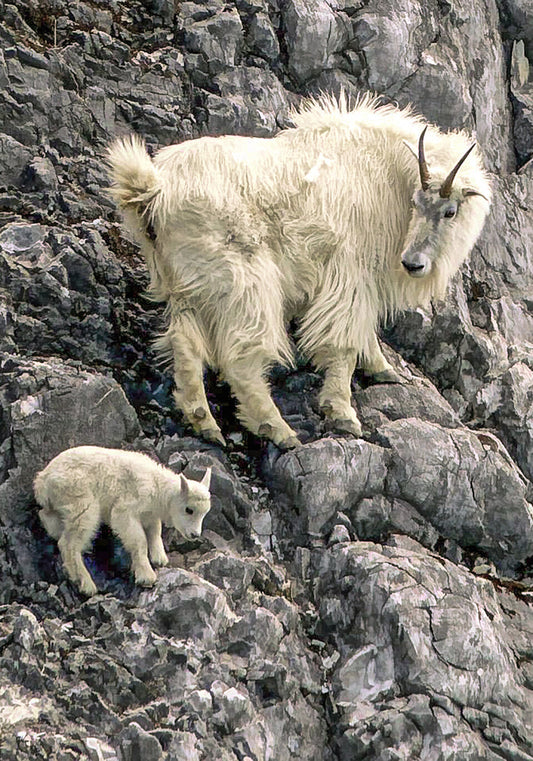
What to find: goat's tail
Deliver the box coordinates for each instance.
[34,472,64,539]
[33,471,48,509]
[107,135,161,208]
[38,507,64,540]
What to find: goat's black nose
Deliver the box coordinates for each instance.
[402,260,425,272]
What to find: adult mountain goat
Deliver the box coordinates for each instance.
[108,94,491,448]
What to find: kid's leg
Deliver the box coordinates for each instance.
[145,519,168,567]
[111,511,157,587]
[57,505,100,596]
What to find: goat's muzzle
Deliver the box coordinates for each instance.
[401,252,431,277]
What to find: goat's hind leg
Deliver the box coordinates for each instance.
[205,254,299,449]
[314,348,362,437]
[162,309,225,446]
[57,504,100,596]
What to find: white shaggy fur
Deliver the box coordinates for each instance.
[107,93,491,448]
[34,446,212,596]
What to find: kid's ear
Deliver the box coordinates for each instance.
[179,473,189,495]
[201,467,212,490]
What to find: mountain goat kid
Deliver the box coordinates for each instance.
[34,446,212,596]
[107,94,491,449]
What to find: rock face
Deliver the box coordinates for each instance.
[1,1,533,759]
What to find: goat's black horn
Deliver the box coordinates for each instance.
[418,127,431,191]
[440,143,476,198]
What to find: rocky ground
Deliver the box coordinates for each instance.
[0,0,533,759]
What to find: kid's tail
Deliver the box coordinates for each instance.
[34,473,64,539]
[38,507,64,540]
[107,135,160,208]
[33,471,48,509]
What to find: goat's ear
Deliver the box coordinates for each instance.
[179,473,189,495]
[462,188,490,202]
[402,140,418,162]
[201,467,212,490]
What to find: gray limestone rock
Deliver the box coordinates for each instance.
[281,0,350,85]
[316,541,531,759]
[0,0,532,759]
[117,722,163,761]
[266,412,533,571]
[183,9,244,73]
[137,567,235,645]
[354,371,462,431]
[247,12,280,63]
[194,552,255,599]
[377,418,533,570]
[265,436,388,542]
[0,133,33,188]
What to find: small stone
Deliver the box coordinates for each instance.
[328,524,351,546]
[247,13,280,62]
[117,722,163,761]
[217,687,254,732]
[187,689,213,715]
[462,706,489,730]
[482,725,507,744]
[473,563,493,575]
[210,680,230,702]
[84,737,117,761]
[430,695,458,717]
[26,157,58,192]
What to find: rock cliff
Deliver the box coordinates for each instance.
[0,0,532,759]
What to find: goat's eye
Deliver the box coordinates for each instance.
[185,507,194,515]
[443,207,456,219]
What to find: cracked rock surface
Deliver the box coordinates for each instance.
[0,0,532,759]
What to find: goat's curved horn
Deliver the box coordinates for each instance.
[418,127,431,191]
[439,143,476,198]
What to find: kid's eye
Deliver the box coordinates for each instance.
[185,507,194,515]
[443,207,456,219]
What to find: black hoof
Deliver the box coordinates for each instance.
[329,418,362,437]
[278,435,301,450]
[200,428,226,447]
[366,369,404,384]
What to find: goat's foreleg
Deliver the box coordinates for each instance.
[163,310,225,446]
[111,510,157,587]
[145,518,168,567]
[222,356,300,449]
[360,333,402,383]
[314,348,362,437]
